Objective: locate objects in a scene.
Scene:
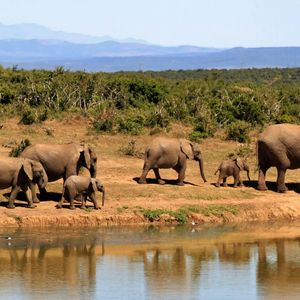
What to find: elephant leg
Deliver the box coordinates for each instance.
[30,183,40,203]
[233,175,240,188]
[69,197,76,210]
[24,189,36,208]
[239,178,244,187]
[7,186,21,209]
[177,164,186,186]
[277,168,288,193]
[80,196,87,209]
[56,196,64,209]
[257,167,268,191]
[153,168,165,185]
[216,174,222,187]
[222,177,228,187]
[90,193,100,210]
[138,163,151,184]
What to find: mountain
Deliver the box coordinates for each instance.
[0,39,220,59]
[0,22,147,44]
[0,23,299,71]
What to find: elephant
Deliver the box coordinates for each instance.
[56,176,105,210]
[20,143,97,202]
[257,123,300,192]
[215,158,250,187]
[138,137,207,186]
[0,157,48,208]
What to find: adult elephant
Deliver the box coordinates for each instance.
[0,157,48,208]
[138,137,207,186]
[257,123,300,192]
[20,143,97,202]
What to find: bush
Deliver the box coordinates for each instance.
[19,106,48,125]
[188,131,206,142]
[9,139,31,157]
[92,118,114,132]
[145,107,170,128]
[226,120,251,143]
[275,114,298,124]
[117,114,145,135]
[118,140,144,158]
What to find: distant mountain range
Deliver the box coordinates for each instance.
[0,22,300,71]
[0,22,147,44]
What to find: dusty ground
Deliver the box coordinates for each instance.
[1,116,300,227]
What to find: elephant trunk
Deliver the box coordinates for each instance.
[247,170,251,182]
[101,188,105,206]
[198,157,207,183]
[90,166,97,178]
[38,170,48,189]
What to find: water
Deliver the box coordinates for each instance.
[0,223,300,299]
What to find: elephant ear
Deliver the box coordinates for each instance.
[22,160,33,180]
[180,139,193,159]
[83,144,91,169]
[235,158,244,171]
[90,178,98,193]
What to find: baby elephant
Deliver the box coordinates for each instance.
[215,158,250,188]
[57,176,105,210]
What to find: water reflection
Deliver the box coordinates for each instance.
[0,224,299,299]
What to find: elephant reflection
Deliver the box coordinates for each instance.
[257,239,300,297]
[138,246,215,294]
[216,242,251,264]
[0,242,102,293]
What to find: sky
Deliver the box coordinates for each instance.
[0,0,299,47]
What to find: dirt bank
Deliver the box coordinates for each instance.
[0,117,300,227]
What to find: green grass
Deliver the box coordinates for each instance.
[142,204,240,224]
[83,207,94,213]
[117,206,129,213]
[198,204,239,217]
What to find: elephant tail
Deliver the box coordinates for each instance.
[214,168,220,175]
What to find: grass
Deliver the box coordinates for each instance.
[117,206,129,213]
[83,207,94,213]
[6,213,23,223]
[142,204,240,224]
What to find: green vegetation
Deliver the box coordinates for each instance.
[142,204,239,224]
[118,140,144,158]
[1,67,300,141]
[9,138,31,157]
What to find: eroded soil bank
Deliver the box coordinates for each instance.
[1,191,300,227]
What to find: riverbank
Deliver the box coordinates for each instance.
[0,117,300,227]
[1,190,300,227]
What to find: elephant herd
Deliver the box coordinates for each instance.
[0,143,104,209]
[138,123,300,193]
[0,123,298,209]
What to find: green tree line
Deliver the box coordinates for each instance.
[1,65,300,142]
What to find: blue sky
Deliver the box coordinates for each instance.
[1,0,299,47]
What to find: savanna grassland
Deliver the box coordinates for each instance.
[1,66,300,227]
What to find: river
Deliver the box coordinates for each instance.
[0,222,300,299]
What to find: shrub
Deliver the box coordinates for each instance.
[117,114,145,135]
[226,120,251,143]
[188,131,205,142]
[146,107,170,128]
[19,106,48,125]
[9,139,31,157]
[19,106,37,125]
[92,118,114,132]
[118,140,144,158]
[275,114,298,124]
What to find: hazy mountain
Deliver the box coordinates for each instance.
[0,23,299,71]
[0,22,147,44]
[2,47,300,72]
[0,39,220,59]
